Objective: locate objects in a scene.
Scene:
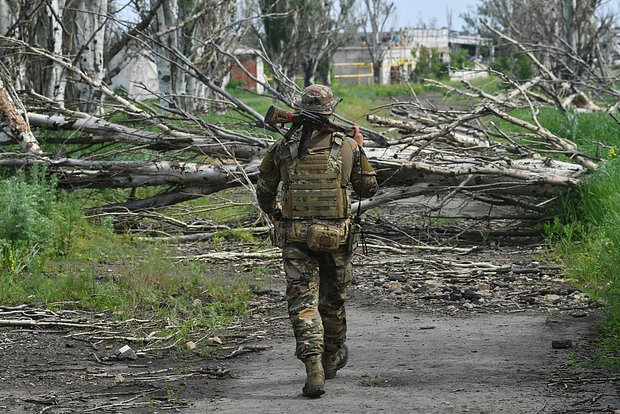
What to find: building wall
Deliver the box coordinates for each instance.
[333,46,415,85]
[333,47,374,85]
[333,29,491,85]
[110,49,267,99]
[230,57,257,88]
[229,53,265,94]
[110,52,159,101]
[407,28,451,51]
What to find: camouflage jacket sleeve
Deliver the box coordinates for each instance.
[350,146,379,198]
[256,141,281,214]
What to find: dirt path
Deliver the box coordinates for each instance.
[1,215,619,412]
[1,270,618,413]
[193,303,616,414]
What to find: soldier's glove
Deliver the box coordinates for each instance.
[268,205,283,223]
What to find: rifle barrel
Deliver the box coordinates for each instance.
[264,105,355,137]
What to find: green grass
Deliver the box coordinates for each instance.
[546,158,620,370]
[226,82,428,131]
[532,105,620,370]
[174,188,257,224]
[0,170,254,347]
[0,236,253,343]
[495,108,620,160]
[225,87,276,119]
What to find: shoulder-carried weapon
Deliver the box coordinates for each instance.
[264,105,355,157]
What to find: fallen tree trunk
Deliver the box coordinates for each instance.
[367,114,490,148]
[367,147,584,188]
[0,78,43,155]
[26,112,266,160]
[0,154,260,189]
[86,184,233,213]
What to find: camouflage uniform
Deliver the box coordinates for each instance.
[256,86,379,365]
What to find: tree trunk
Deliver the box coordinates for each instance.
[303,57,317,87]
[26,111,267,159]
[0,1,25,89]
[0,78,43,155]
[154,0,179,109]
[316,55,332,86]
[71,0,108,114]
[46,0,66,104]
[0,156,260,189]
[0,0,17,36]
[373,61,381,84]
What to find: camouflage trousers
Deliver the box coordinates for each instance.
[283,243,353,361]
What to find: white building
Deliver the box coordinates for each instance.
[333,29,492,85]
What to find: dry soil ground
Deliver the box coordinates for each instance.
[1,205,619,413]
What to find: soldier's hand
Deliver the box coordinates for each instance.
[268,203,283,222]
[352,126,364,147]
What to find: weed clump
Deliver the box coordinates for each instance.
[547,159,620,369]
[0,167,84,273]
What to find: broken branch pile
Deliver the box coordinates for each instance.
[1,25,618,229]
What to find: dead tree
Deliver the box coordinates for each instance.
[0,76,43,155]
[0,18,618,235]
[362,0,396,84]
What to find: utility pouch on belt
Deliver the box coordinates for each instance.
[348,222,362,253]
[269,221,285,248]
[307,223,346,252]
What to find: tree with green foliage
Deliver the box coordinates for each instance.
[149,0,241,112]
[410,46,448,82]
[298,0,360,87]
[256,0,360,88]
[257,0,304,82]
[450,48,475,71]
[490,52,534,81]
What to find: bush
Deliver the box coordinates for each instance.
[410,47,449,82]
[226,79,246,90]
[450,48,475,70]
[490,50,534,81]
[0,167,83,273]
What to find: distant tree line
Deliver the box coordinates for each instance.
[463,0,616,81]
[0,0,615,113]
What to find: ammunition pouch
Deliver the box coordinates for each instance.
[274,219,354,252]
[307,223,348,252]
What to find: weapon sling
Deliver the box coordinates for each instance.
[354,150,368,255]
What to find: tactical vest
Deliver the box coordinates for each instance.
[282,134,351,220]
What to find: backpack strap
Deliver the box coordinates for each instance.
[330,133,344,163]
[287,139,300,173]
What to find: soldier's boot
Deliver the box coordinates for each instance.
[323,344,348,380]
[302,355,325,398]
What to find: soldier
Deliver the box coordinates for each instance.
[256,84,379,398]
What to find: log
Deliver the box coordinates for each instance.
[366,147,584,188]
[26,112,267,159]
[0,155,261,189]
[367,114,490,148]
[0,78,43,155]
